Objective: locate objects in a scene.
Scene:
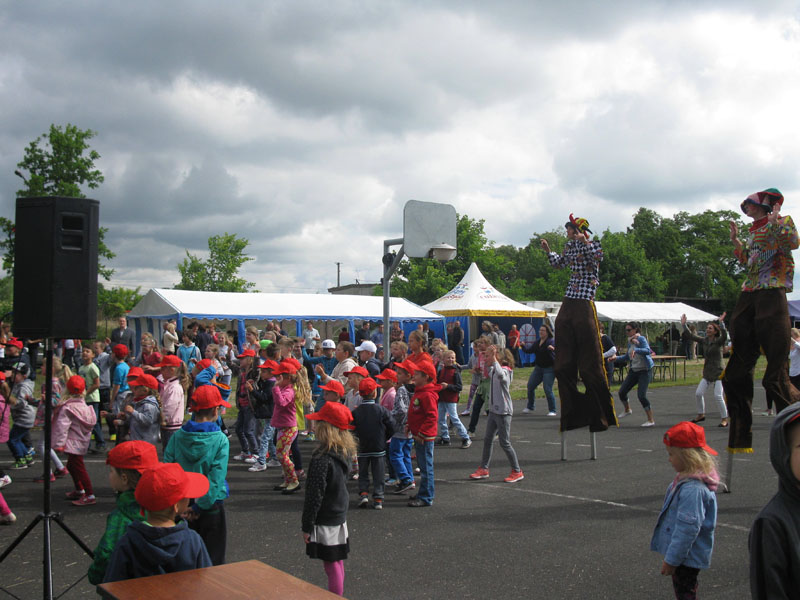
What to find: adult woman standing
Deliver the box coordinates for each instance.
[162,322,179,355]
[523,324,557,416]
[681,313,729,427]
[616,322,656,427]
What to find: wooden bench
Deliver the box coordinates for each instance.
[97,559,343,599]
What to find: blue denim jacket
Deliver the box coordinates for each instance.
[650,477,717,569]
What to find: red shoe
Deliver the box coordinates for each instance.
[504,470,524,483]
[34,473,56,483]
[72,494,96,506]
[469,467,489,480]
[65,489,85,500]
[53,468,69,478]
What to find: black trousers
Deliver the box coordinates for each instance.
[189,503,227,566]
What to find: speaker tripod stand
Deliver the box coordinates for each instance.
[0,340,95,600]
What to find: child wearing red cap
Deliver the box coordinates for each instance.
[157,355,188,452]
[119,374,162,447]
[387,361,416,495]
[436,350,471,449]
[342,365,368,411]
[247,359,279,472]
[103,462,212,582]
[272,362,302,494]
[164,385,231,566]
[232,350,259,461]
[303,402,357,596]
[407,360,439,507]
[0,373,16,525]
[52,375,98,506]
[87,441,160,584]
[351,378,395,509]
[651,421,719,599]
[107,345,131,444]
[376,369,397,412]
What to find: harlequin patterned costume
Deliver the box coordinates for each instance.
[723,188,800,452]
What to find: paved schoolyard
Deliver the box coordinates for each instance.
[0,383,777,599]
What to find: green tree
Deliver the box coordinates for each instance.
[11,124,115,280]
[596,229,666,301]
[176,233,256,292]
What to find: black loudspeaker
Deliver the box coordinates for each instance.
[13,196,99,339]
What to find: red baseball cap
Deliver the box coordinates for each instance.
[236,349,256,359]
[156,355,182,368]
[67,375,85,394]
[112,344,129,359]
[358,377,379,396]
[320,380,345,396]
[258,359,280,371]
[393,360,416,375]
[375,368,397,382]
[4,338,23,350]
[412,359,437,383]
[306,401,354,430]
[195,358,213,370]
[127,366,144,379]
[191,385,231,409]
[344,365,369,378]
[134,463,210,512]
[663,422,718,456]
[283,357,303,371]
[273,362,298,376]
[129,374,159,390]
[106,441,160,472]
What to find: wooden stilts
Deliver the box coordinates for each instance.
[561,431,567,461]
[590,432,598,460]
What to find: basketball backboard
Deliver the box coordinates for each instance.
[403,200,457,258]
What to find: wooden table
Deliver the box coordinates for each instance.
[651,355,686,382]
[96,559,344,599]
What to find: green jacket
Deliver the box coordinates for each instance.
[87,490,145,585]
[164,420,229,511]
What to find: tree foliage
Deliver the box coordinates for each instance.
[98,284,143,319]
[176,233,256,292]
[10,124,115,280]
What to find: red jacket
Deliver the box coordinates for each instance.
[407,382,439,440]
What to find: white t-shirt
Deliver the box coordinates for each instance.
[302,327,320,350]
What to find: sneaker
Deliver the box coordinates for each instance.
[232,452,249,461]
[407,498,431,507]
[303,433,316,442]
[470,467,490,480]
[386,478,398,486]
[12,459,28,470]
[296,469,306,481]
[109,434,117,442]
[267,459,281,468]
[24,455,35,466]
[461,438,472,449]
[460,409,471,416]
[522,408,532,413]
[244,455,258,464]
[281,481,301,495]
[273,482,288,491]
[0,512,16,525]
[373,500,383,510]
[72,494,97,506]
[34,473,56,483]
[65,489,85,500]
[435,438,451,446]
[351,472,359,480]
[393,481,416,494]
[53,467,69,478]
[414,467,420,475]
[0,475,11,488]
[617,410,633,418]
[504,470,524,483]
[640,421,655,428]
[248,462,267,472]
[546,411,558,417]
[358,494,370,508]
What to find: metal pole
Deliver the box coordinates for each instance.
[382,238,404,338]
[43,338,54,600]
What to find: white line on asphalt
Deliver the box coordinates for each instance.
[634,449,653,453]
[605,446,622,450]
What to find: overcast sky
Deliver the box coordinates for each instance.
[2,1,800,298]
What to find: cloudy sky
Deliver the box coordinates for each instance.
[2,1,800,297]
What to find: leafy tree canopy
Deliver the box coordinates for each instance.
[176,233,256,293]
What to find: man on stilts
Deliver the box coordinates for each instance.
[541,215,617,432]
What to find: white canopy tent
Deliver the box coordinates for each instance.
[127,288,445,354]
[594,301,718,324]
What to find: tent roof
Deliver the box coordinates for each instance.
[593,301,718,323]
[127,289,442,322]
[423,263,545,317]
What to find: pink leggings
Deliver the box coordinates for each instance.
[323,560,344,596]
[276,427,298,485]
[0,491,10,516]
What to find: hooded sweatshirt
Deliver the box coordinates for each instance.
[88,490,146,584]
[407,382,439,440]
[103,520,212,583]
[51,396,97,455]
[127,395,161,446]
[749,402,800,599]
[164,420,229,511]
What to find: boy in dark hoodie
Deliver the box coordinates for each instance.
[103,462,211,582]
[164,385,230,566]
[749,402,800,599]
[88,441,160,584]
[351,378,395,510]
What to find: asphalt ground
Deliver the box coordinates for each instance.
[0,383,778,600]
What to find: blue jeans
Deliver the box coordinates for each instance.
[438,403,470,441]
[527,366,556,412]
[234,405,257,454]
[90,402,105,447]
[7,424,30,459]
[389,437,414,484]
[619,368,652,411]
[256,418,277,464]
[414,439,435,505]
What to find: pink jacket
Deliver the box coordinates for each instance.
[0,394,10,443]
[51,396,97,455]
[271,384,297,429]
[159,377,185,429]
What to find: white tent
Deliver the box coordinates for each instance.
[127,288,444,353]
[423,263,545,317]
[594,301,718,324]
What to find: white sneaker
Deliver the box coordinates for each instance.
[267,459,281,468]
[244,456,258,464]
[547,411,558,417]
[0,512,16,525]
[0,475,11,489]
[248,462,267,472]
[460,409,471,416]
[617,411,633,418]
[640,421,655,428]
[232,453,248,461]
[522,408,532,413]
